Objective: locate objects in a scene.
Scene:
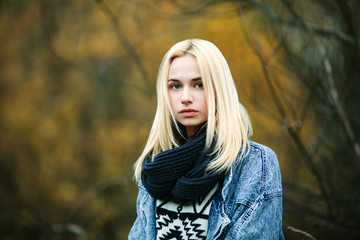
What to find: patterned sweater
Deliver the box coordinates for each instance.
[156,183,218,240]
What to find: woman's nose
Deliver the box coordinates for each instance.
[181,88,193,104]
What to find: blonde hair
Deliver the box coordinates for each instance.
[134,39,252,181]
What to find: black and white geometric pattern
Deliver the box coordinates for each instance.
[156,184,218,240]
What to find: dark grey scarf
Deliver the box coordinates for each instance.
[141,128,223,204]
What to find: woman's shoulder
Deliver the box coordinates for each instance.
[248,140,277,160]
[232,140,279,170]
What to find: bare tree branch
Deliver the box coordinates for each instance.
[237,0,333,216]
[281,0,360,160]
[247,0,356,46]
[95,0,154,97]
[287,226,317,240]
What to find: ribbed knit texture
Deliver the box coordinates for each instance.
[141,128,222,204]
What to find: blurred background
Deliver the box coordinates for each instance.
[0,0,359,239]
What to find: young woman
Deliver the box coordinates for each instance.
[128,39,284,239]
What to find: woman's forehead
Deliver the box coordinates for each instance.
[168,55,200,79]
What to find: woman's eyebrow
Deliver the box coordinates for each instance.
[167,77,201,82]
[167,79,180,82]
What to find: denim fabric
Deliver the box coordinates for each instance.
[128,141,284,240]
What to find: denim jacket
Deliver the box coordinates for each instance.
[129,141,284,239]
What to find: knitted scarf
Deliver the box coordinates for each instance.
[141,128,223,204]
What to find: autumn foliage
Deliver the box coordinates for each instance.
[0,0,359,239]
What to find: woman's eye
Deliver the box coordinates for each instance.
[170,84,181,89]
[195,82,203,88]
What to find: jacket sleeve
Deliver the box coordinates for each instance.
[128,183,156,240]
[128,185,146,240]
[224,193,284,239]
[223,145,284,239]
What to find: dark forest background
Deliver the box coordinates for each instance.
[0,0,359,239]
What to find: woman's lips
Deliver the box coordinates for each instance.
[179,109,198,117]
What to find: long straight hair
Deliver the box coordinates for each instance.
[134,39,252,181]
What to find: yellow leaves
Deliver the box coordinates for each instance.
[93,121,151,178]
[52,7,120,60]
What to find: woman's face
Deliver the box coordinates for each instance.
[167,54,208,138]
